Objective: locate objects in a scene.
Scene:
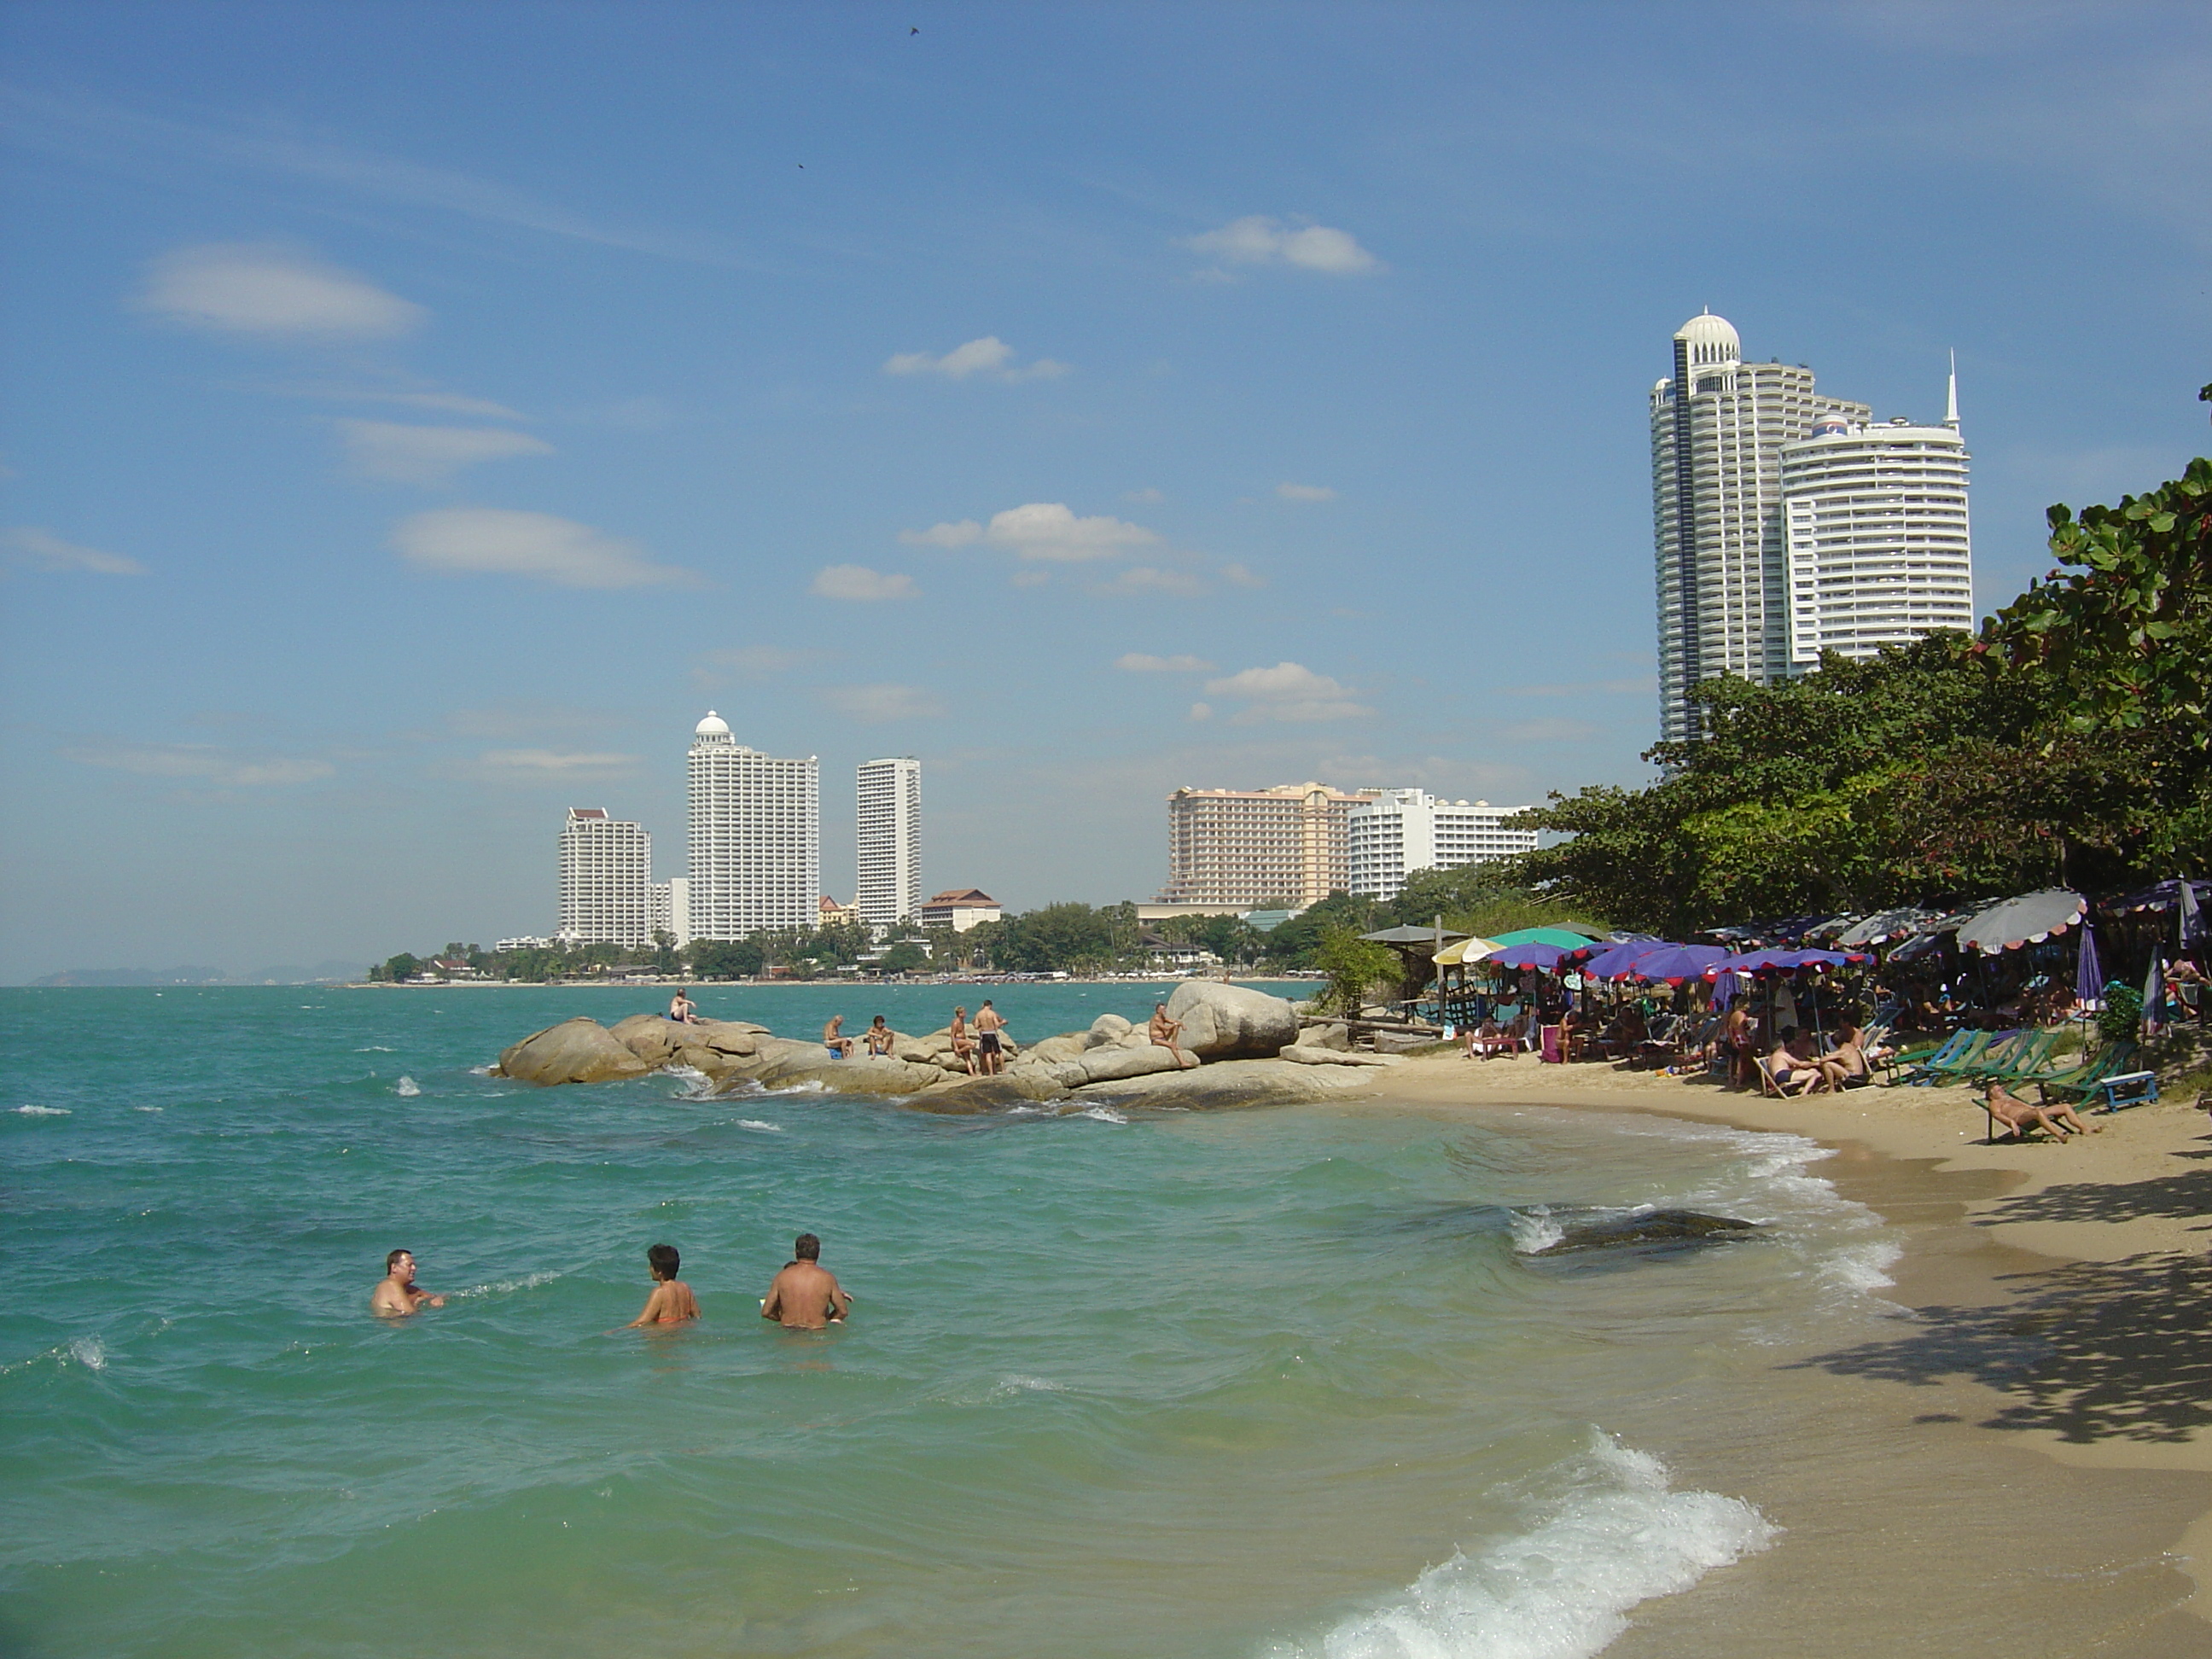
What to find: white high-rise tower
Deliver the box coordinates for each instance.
[1650,312,1868,742]
[557,808,650,946]
[855,756,922,928]
[684,711,819,940]
[1779,363,1975,666]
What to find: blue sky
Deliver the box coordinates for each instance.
[2,2,2207,979]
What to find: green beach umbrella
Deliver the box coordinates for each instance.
[1483,927,1598,951]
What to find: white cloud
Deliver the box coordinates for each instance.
[138,242,424,338]
[1204,661,1374,724]
[1220,562,1266,589]
[903,502,1158,563]
[882,335,1069,381]
[393,509,696,589]
[470,748,642,778]
[811,564,917,602]
[1117,653,1216,672]
[1185,216,1379,275]
[1188,702,1214,722]
[67,742,333,786]
[823,683,945,721]
[1277,482,1338,502]
[3,527,145,575]
[340,421,554,484]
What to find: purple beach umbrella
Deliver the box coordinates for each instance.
[1624,944,1736,984]
[2075,923,2104,1011]
[1483,941,1576,971]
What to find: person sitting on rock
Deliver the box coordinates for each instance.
[823,1015,857,1059]
[1149,1003,1189,1066]
[864,1015,896,1057]
[668,987,701,1024]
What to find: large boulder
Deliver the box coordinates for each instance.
[612,1013,760,1067]
[1279,1044,1400,1068]
[910,1072,1069,1115]
[1165,981,1301,1061]
[1085,1014,1137,1048]
[1072,1057,1365,1110]
[1072,1042,1190,1084]
[497,1018,655,1086]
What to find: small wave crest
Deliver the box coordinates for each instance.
[356,1045,395,1052]
[395,1076,421,1097]
[1821,1239,1901,1293]
[15,1104,71,1117]
[1508,1207,1564,1255]
[1076,1105,1128,1125]
[664,1065,715,1100]
[1287,1431,1775,1659]
[736,1119,785,1133]
[67,1336,107,1371]
[451,1271,562,1301]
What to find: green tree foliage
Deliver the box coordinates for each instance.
[1312,927,1396,1015]
[984,901,1138,973]
[1511,449,2212,934]
[686,938,765,979]
[1260,893,1380,969]
[1154,911,1265,965]
[877,940,929,975]
[379,952,422,982]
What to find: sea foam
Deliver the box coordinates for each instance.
[15,1104,71,1116]
[1290,1432,1775,1659]
[395,1076,421,1097]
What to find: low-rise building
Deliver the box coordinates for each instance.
[921,888,1002,932]
[818,895,861,930]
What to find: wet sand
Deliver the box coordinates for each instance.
[1349,1051,2212,1655]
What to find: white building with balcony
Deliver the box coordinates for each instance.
[1346,790,1538,903]
[684,711,820,940]
[855,756,922,928]
[557,807,651,946]
[1780,374,1974,666]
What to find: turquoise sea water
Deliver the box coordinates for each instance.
[1,986,1907,1658]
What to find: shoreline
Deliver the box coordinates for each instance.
[1351,1050,2212,1636]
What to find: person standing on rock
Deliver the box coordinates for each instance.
[974,1001,1008,1075]
[1149,1003,1189,1067]
[950,1006,977,1075]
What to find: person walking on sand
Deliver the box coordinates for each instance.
[950,1006,977,1075]
[823,1015,857,1059]
[370,1249,445,1317]
[761,1233,851,1330]
[1149,1002,1189,1067]
[669,987,701,1025]
[624,1243,701,1328]
[974,1001,1008,1075]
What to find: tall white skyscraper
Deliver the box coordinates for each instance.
[1650,312,1867,742]
[855,756,922,928]
[684,711,820,940]
[1780,370,1974,666]
[557,807,651,946]
[1346,789,1539,903]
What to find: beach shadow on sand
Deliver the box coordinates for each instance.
[1790,1243,2212,1445]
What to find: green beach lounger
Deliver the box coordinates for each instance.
[2034,1042,2139,1106]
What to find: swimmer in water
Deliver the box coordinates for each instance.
[624,1243,701,1328]
[370,1249,445,1317]
[761,1232,851,1330]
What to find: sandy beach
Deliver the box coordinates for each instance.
[1354,1048,2212,1650]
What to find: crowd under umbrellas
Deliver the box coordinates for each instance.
[1402,879,2208,1074]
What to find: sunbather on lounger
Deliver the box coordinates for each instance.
[1829,1022,1889,1083]
[1984,1080,2096,1141]
[1768,1029,1843,1095]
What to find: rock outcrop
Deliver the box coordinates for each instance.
[1278,1043,1400,1067]
[497,1017,656,1086]
[1534,1210,1758,1254]
[1069,1057,1365,1110]
[612,1014,764,1069]
[1165,981,1301,1061]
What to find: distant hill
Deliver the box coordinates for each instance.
[29,960,364,987]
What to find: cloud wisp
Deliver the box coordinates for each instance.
[392,509,698,589]
[1203,661,1374,724]
[3,527,146,575]
[822,684,945,721]
[1186,216,1380,276]
[467,748,643,780]
[902,502,1158,563]
[1277,482,1338,502]
[138,243,424,339]
[66,742,333,787]
[340,421,554,484]
[1117,653,1216,672]
[810,564,917,602]
[883,336,1069,381]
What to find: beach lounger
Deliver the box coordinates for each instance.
[1877,1033,1950,1086]
[1902,1029,1997,1087]
[1970,1030,2061,1088]
[2035,1042,2139,1105]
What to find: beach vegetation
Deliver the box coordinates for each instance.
[1312,927,1397,1015]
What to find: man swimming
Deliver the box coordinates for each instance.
[370,1249,445,1317]
[624,1243,701,1328]
[761,1232,851,1330]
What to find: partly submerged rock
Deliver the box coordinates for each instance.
[1535,1209,1758,1254]
[1278,1043,1400,1068]
[1072,1056,1365,1111]
[1165,981,1301,1062]
[496,1017,655,1086]
[909,1072,1070,1115]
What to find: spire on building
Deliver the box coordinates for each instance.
[1944,351,1959,429]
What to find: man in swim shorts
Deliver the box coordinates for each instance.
[761,1233,851,1330]
[864,1015,896,1056]
[668,987,701,1024]
[823,1015,857,1058]
[625,1243,701,1327]
[973,1000,1007,1075]
[370,1249,445,1317]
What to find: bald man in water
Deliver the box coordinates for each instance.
[761,1233,851,1330]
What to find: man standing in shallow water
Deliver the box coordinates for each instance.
[761,1233,851,1330]
[370,1249,445,1317]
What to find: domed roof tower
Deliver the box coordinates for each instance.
[1674,311,1741,371]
